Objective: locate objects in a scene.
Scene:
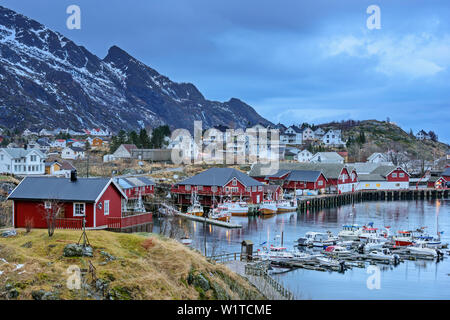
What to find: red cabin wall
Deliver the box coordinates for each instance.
[95,184,123,227]
[386,169,409,182]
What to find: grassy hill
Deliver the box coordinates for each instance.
[0,229,263,300]
[320,120,449,163]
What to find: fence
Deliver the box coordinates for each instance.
[245,262,294,300]
[55,218,83,229]
[107,212,153,230]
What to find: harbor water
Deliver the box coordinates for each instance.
[153,199,450,300]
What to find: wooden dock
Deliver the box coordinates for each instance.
[174,212,242,229]
[297,189,449,211]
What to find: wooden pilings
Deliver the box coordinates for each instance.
[297,189,449,212]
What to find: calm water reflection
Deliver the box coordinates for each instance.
[154,199,450,300]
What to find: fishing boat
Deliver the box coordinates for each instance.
[186,191,203,216]
[259,200,277,215]
[393,231,414,246]
[414,235,442,248]
[276,197,297,213]
[257,245,295,261]
[359,237,385,252]
[223,201,248,216]
[297,231,338,247]
[315,256,345,269]
[338,224,363,241]
[209,205,231,222]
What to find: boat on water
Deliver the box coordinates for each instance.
[393,231,414,246]
[359,237,385,252]
[223,201,248,216]
[180,237,192,246]
[259,200,277,215]
[367,248,400,263]
[297,231,338,247]
[257,245,295,261]
[276,198,297,213]
[315,256,345,269]
[407,241,439,257]
[414,235,443,248]
[323,245,352,257]
[186,191,204,216]
[209,205,231,222]
[338,224,363,241]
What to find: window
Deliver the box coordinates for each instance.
[73,203,86,216]
[258,186,263,191]
[185,185,191,191]
[232,179,237,186]
[44,201,52,209]
[0,155,3,161]
[104,200,110,216]
[197,185,203,191]
[399,173,405,178]
[392,173,397,178]
[31,155,36,162]
[318,180,323,186]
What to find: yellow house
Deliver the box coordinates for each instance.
[45,161,61,175]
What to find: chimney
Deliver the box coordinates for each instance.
[70,169,77,182]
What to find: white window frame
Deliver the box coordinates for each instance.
[44,201,52,209]
[399,173,405,178]
[104,200,110,216]
[73,202,86,217]
[392,173,397,178]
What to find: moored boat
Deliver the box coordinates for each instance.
[223,201,248,216]
[298,231,338,247]
[338,224,363,241]
[276,198,297,213]
[259,200,277,215]
[209,205,231,222]
[393,231,414,246]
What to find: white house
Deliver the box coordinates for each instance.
[71,141,86,148]
[51,139,66,148]
[281,126,303,145]
[310,152,344,164]
[416,130,430,140]
[301,127,315,141]
[314,128,325,138]
[322,130,345,146]
[295,149,313,162]
[367,152,392,164]
[61,146,85,160]
[112,144,137,159]
[0,148,46,175]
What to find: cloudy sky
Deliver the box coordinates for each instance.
[2,0,450,143]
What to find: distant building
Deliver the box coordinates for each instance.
[310,152,344,164]
[0,148,46,175]
[281,126,303,145]
[115,176,155,199]
[416,130,430,140]
[301,127,315,142]
[322,130,345,146]
[356,166,410,191]
[367,152,391,164]
[113,144,137,159]
[295,149,313,163]
[61,147,85,160]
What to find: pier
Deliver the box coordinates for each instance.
[297,189,449,212]
[174,212,242,228]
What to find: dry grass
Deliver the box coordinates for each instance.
[0,229,262,300]
[0,201,12,228]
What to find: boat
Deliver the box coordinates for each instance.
[407,241,438,257]
[359,237,385,252]
[186,191,203,216]
[276,197,297,213]
[315,256,345,269]
[297,231,338,247]
[367,248,400,263]
[223,201,248,216]
[259,200,277,215]
[257,245,295,261]
[209,205,231,222]
[393,231,414,246]
[323,245,352,257]
[338,224,363,241]
[413,235,442,248]
[180,237,192,246]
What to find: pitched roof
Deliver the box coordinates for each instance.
[442,167,450,176]
[115,176,155,189]
[250,163,347,179]
[176,168,263,187]
[358,174,385,181]
[311,152,344,162]
[285,170,323,182]
[60,161,76,171]
[122,144,138,152]
[8,177,123,202]
[0,148,45,159]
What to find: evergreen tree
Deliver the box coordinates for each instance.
[139,129,152,148]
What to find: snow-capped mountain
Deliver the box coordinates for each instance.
[0,6,271,132]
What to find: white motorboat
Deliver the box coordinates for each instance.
[257,245,295,261]
[297,231,338,247]
[259,200,277,215]
[408,241,438,257]
[180,237,192,246]
[276,199,297,213]
[338,224,363,241]
[315,256,345,269]
[223,201,248,216]
[393,230,414,247]
[360,237,384,252]
[323,245,352,257]
[209,205,231,222]
[186,191,204,216]
[367,248,400,263]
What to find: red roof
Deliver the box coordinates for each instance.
[122,144,138,152]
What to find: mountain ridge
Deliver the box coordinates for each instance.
[0,5,271,133]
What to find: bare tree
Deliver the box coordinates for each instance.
[39,199,63,237]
